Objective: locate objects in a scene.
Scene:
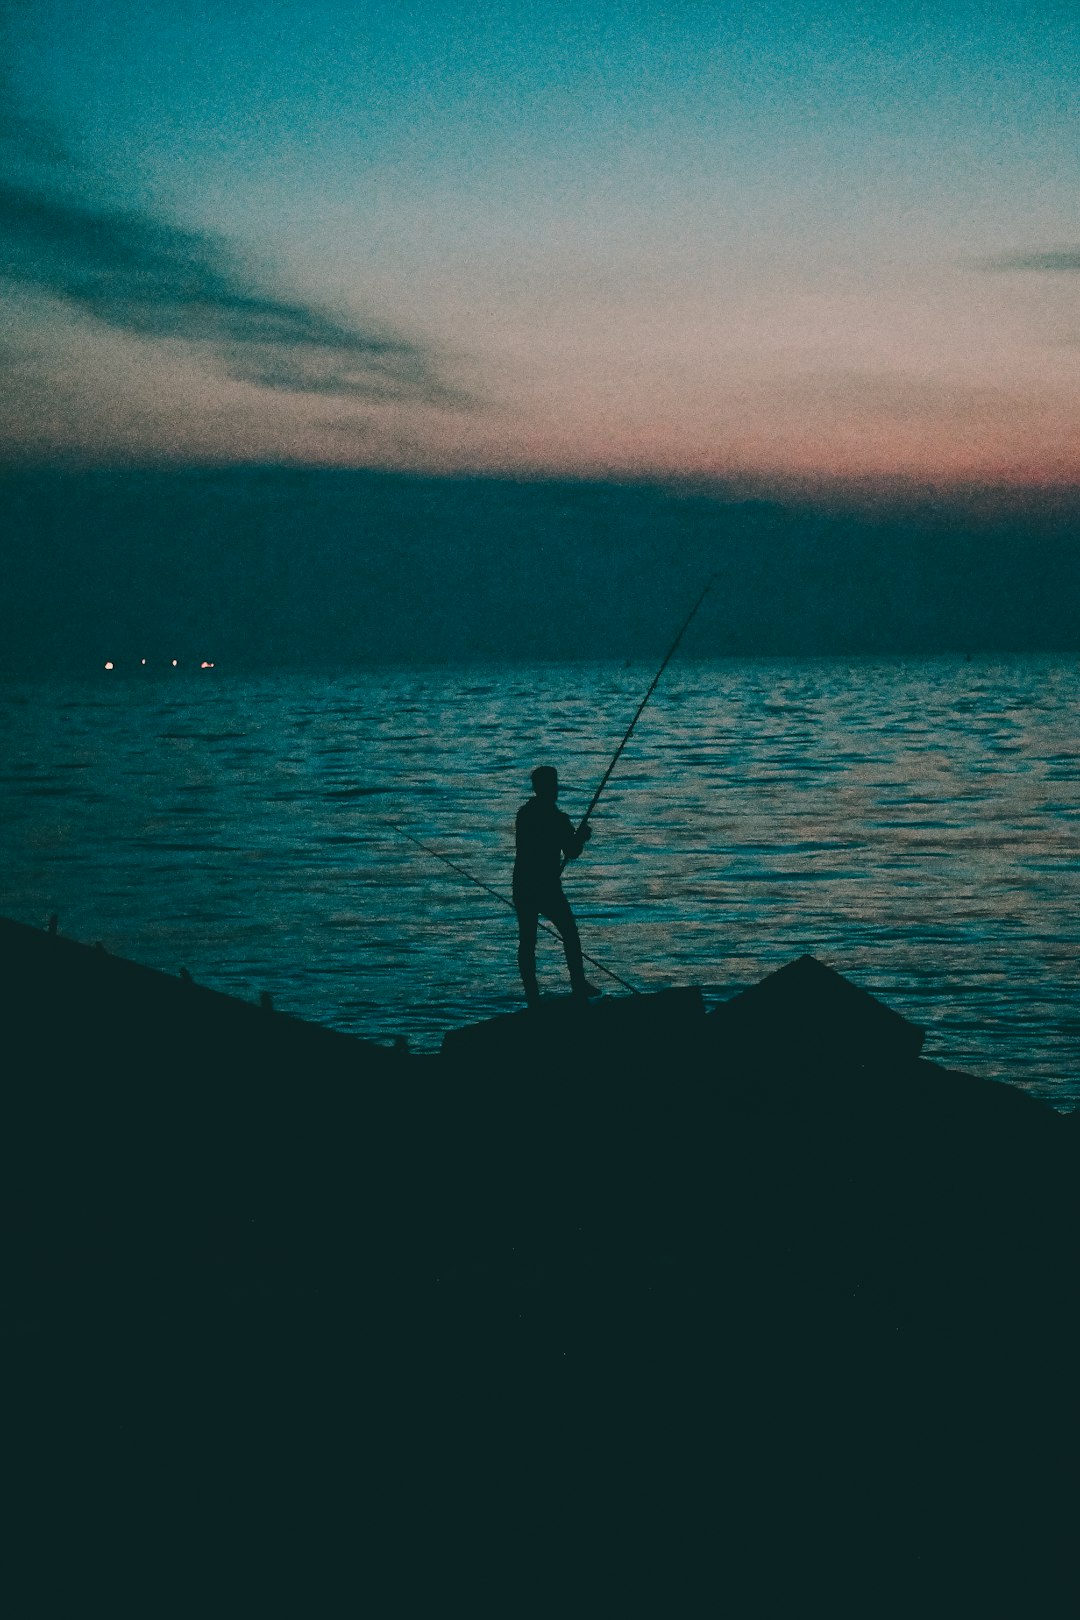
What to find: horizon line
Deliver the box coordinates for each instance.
[3,453,1080,515]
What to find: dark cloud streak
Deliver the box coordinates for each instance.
[979,248,1080,273]
[0,103,465,407]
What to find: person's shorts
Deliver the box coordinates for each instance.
[512,884,569,920]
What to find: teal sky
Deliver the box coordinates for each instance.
[3,0,1078,487]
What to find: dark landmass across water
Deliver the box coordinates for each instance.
[3,465,1080,670]
[3,914,1077,1606]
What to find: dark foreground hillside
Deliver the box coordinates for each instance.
[3,916,1077,1611]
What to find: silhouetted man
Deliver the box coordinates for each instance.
[513,766,598,1007]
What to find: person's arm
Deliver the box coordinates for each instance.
[560,813,593,862]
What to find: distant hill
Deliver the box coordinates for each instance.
[2,465,1079,669]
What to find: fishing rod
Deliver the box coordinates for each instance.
[566,575,714,854]
[384,820,639,995]
[383,580,712,996]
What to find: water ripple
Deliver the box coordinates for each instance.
[1,656,1078,1103]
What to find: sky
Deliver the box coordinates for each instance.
[2,0,1079,489]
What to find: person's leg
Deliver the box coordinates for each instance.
[543,890,593,996]
[515,901,540,1006]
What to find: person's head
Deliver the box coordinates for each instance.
[531,766,558,801]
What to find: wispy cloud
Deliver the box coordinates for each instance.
[0,100,466,407]
[979,248,1080,273]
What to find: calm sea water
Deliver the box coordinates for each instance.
[2,659,1078,1107]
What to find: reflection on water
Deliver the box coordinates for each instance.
[1,658,1078,1105]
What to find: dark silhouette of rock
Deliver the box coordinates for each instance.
[2,913,1077,1607]
[0,914,394,1083]
[441,985,704,1064]
[709,951,925,1067]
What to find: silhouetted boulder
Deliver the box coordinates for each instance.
[709,952,925,1069]
[440,986,705,1067]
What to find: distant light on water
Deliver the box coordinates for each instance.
[100,655,212,669]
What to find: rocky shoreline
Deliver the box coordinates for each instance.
[4,914,1077,1607]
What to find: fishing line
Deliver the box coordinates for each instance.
[384,820,639,995]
